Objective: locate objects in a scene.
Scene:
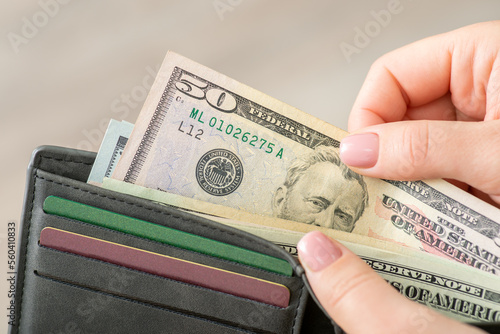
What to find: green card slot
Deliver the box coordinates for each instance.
[42,196,292,276]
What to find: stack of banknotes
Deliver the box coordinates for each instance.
[87,51,500,324]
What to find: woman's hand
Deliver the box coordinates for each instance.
[298,21,500,333]
[339,21,500,206]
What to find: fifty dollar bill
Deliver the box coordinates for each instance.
[112,52,500,276]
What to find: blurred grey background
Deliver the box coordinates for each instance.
[1,0,499,330]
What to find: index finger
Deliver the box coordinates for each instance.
[348,22,500,132]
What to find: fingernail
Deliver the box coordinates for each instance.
[298,231,342,272]
[340,133,379,168]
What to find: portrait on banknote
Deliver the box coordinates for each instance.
[272,145,368,232]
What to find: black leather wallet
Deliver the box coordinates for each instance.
[11,146,499,333]
[10,146,340,334]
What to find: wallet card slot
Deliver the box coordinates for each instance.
[33,271,263,334]
[43,195,293,276]
[19,270,255,334]
[39,227,290,309]
[41,211,297,286]
[34,246,299,334]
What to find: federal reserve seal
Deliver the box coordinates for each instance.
[196,149,243,196]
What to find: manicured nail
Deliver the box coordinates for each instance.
[297,231,342,272]
[340,133,379,168]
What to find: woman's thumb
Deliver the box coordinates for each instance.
[297,231,482,333]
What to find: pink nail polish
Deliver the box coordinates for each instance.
[298,231,342,272]
[340,133,379,168]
